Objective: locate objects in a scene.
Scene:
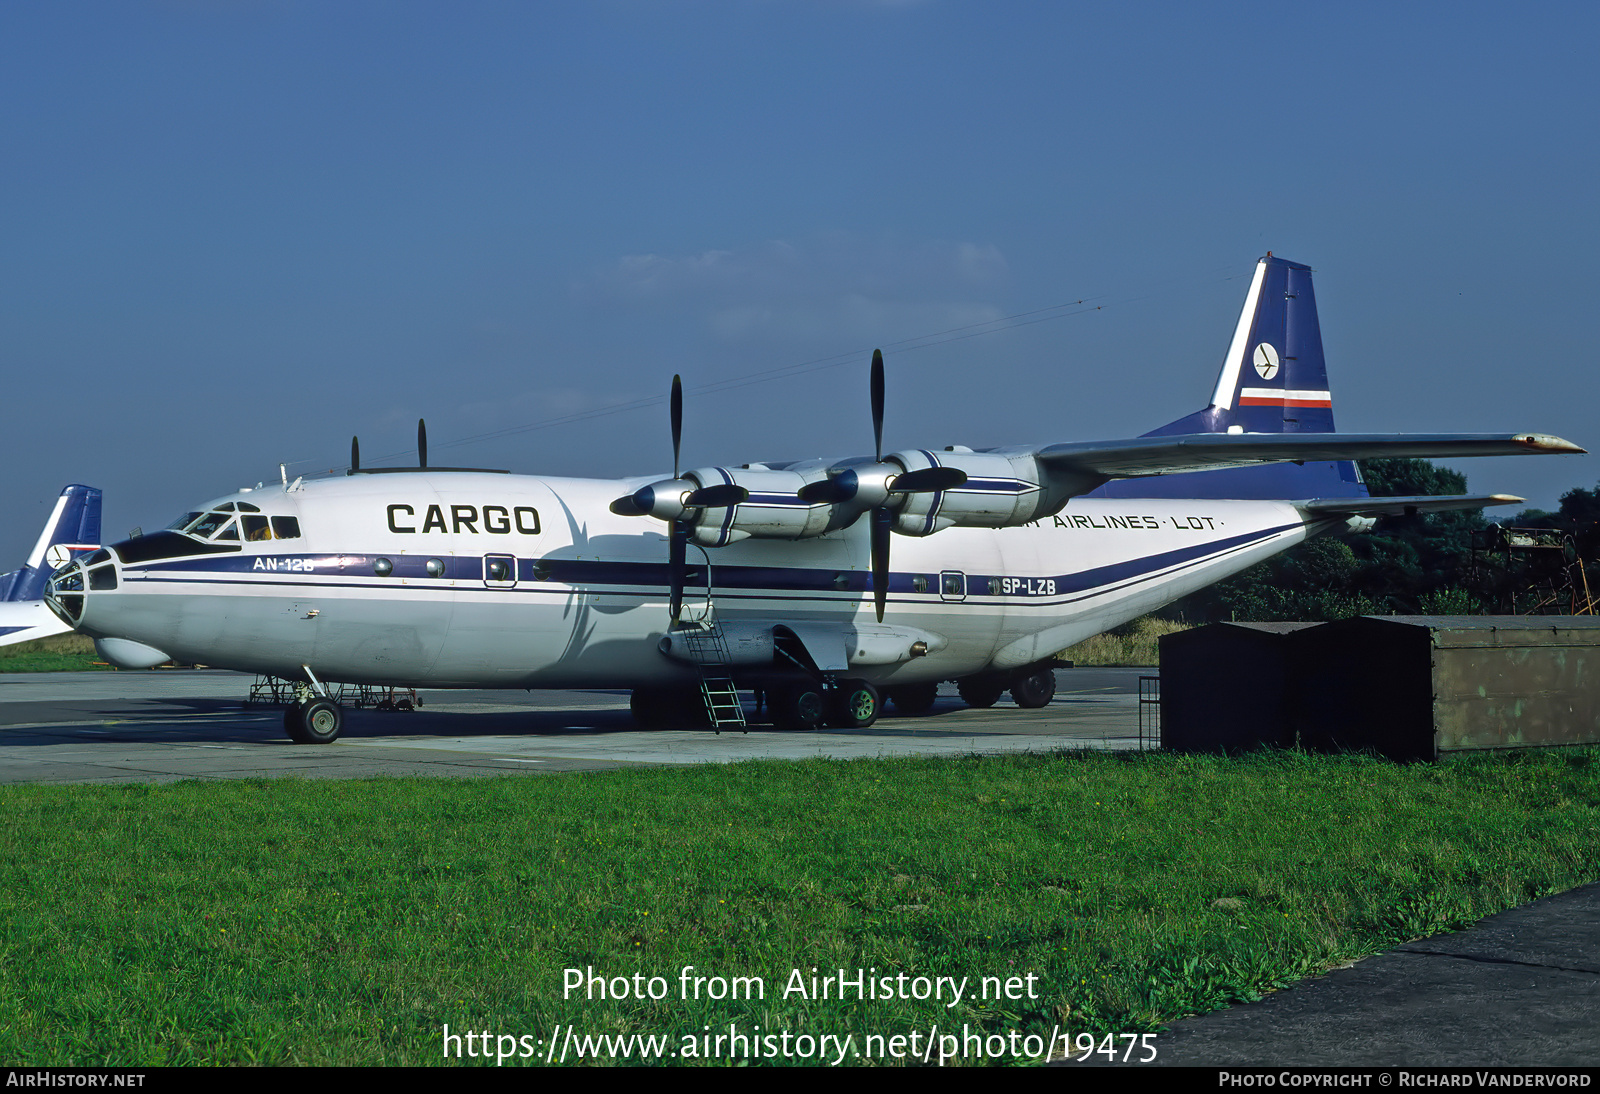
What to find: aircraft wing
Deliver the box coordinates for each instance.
[1296,493,1524,518]
[1034,432,1584,480]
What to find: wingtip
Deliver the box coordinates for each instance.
[1515,433,1586,454]
[1486,494,1525,506]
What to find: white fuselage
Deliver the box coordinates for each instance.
[62,471,1321,688]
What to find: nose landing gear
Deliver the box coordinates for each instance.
[283,669,344,743]
[285,697,343,744]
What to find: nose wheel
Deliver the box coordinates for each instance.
[285,698,343,743]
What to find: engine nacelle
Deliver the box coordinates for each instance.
[887,448,1060,535]
[666,448,1070,546]
[679,466,838,547]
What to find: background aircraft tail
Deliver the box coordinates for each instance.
[1092,254,1367,500]
[0,485,103,603]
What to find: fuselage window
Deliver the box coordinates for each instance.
[242,515,272,541]
[271,516,301,539]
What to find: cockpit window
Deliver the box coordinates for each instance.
[172,507,300,543]
[185,512,232,538]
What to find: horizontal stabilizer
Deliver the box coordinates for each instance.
[1037,432,1584,482]
[1298,493,1524,518]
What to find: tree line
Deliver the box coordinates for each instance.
[1169,459,1600,623]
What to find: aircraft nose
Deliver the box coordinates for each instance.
[44,549,118,627]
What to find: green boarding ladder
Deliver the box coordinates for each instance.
[671,609,747,733]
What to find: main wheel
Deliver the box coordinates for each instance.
[772,685,826,731]
[957,677,1005,708]
[289,698,343,743]
[885,682,939,716]
[828,680,880,729]
[1010,669,1058,709]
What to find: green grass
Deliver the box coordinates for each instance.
[0,749,1596,1065]
[1058,616,1188,666]
[0,634,113,673]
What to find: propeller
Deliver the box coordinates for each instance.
[417,419,428,469]
[350,436,360,474]
[608,375,749,623]
[798,350,966,622]
[666,375,688,623]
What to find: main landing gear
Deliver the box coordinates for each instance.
[767,679,881,730]
[631,679,887,732]
[955,667,1058,710]
[628,666,1058,734]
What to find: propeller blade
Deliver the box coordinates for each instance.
[417,419,428,469]
[871,506,892,624]
[670,374,683,480]
[889,466,967,493]
[609,494,647,516]
[797,470,858,505]
[685,483,749,509]
[668,519,688,622]
[350,436,360,473]
[870,349,885,462]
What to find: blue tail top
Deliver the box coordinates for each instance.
[1091,254,1367,500]
[1,485,103,603]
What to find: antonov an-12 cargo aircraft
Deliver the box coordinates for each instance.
[46,256,1583,742]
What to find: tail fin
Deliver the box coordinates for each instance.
[1093,254,1366,500]
[0,485,103,603]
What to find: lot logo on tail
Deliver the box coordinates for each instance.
[1252,343,1280,379]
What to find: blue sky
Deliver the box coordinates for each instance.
[2,1,1595,562]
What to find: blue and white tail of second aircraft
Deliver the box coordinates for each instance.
[0,485,102,648]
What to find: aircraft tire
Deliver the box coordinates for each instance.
[828,680,880,729]
[1010,669,1058,709]
[772,685,825,731]
[291,698,343,744]
[886,682,939,715]
[957,678,1005,709]
[283,705,304,741]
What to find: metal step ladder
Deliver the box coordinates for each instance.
[671,617,747,733]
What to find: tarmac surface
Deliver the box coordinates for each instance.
[3,667,1594,1068]
[0,666,1152,784]
[1137,880,1600,1068]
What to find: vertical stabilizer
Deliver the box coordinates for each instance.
[4,485,103,603]
[1093,255,1365,500]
